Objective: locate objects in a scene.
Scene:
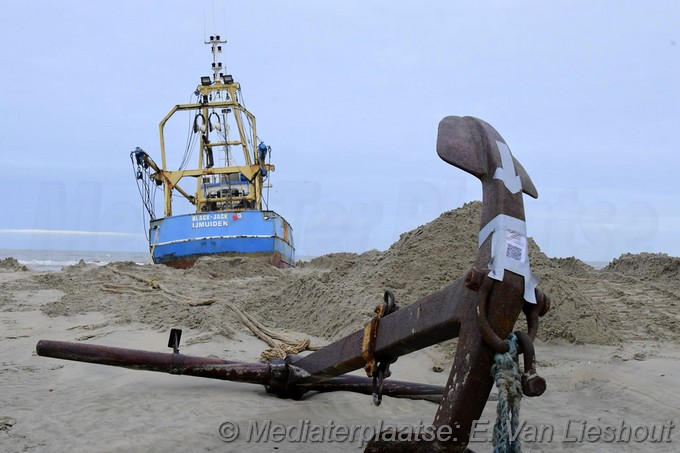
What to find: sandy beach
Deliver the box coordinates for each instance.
[2,202,679,452]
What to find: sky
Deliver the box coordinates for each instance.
[0,0,678,263]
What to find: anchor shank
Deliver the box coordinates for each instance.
[432,272,525,447]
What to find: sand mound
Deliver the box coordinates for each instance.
[186,255,282,279]
[549,256,596,278]
[605,252,680,283]
[0,257,29,272]
[266,202,622,346]
[265,202,480,339]
[29,202,680,353]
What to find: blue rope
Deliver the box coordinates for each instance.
[492,333,523,453]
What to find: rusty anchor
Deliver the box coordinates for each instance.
[35,115,551,452]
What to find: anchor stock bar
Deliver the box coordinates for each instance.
[310,375,444,403]
[35,339,446,401]
[289,286,460,385]
[36,340,272,384]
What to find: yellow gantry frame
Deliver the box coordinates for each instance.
[152,80,273,217]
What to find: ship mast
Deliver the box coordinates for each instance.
[151,35,273,217]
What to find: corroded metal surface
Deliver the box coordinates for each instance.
[35,339,445,402]
[365,116,549,451]
[36,340,271,383]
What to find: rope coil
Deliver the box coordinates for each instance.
[492,333,523,453]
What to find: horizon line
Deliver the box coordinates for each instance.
[0,229,143,237]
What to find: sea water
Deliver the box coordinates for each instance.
[0,249,151,271]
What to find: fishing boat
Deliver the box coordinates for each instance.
[131,35,295,268]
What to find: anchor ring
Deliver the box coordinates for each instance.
[476,277,510,354]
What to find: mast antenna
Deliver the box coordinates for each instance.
[211,0,217,37]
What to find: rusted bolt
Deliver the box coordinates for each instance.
[464,268,486,291]
[521,370,547,397]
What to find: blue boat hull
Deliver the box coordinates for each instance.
[149,210,295,268]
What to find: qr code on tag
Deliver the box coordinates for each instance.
[506,243,523,261]
[505,231,527,263]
